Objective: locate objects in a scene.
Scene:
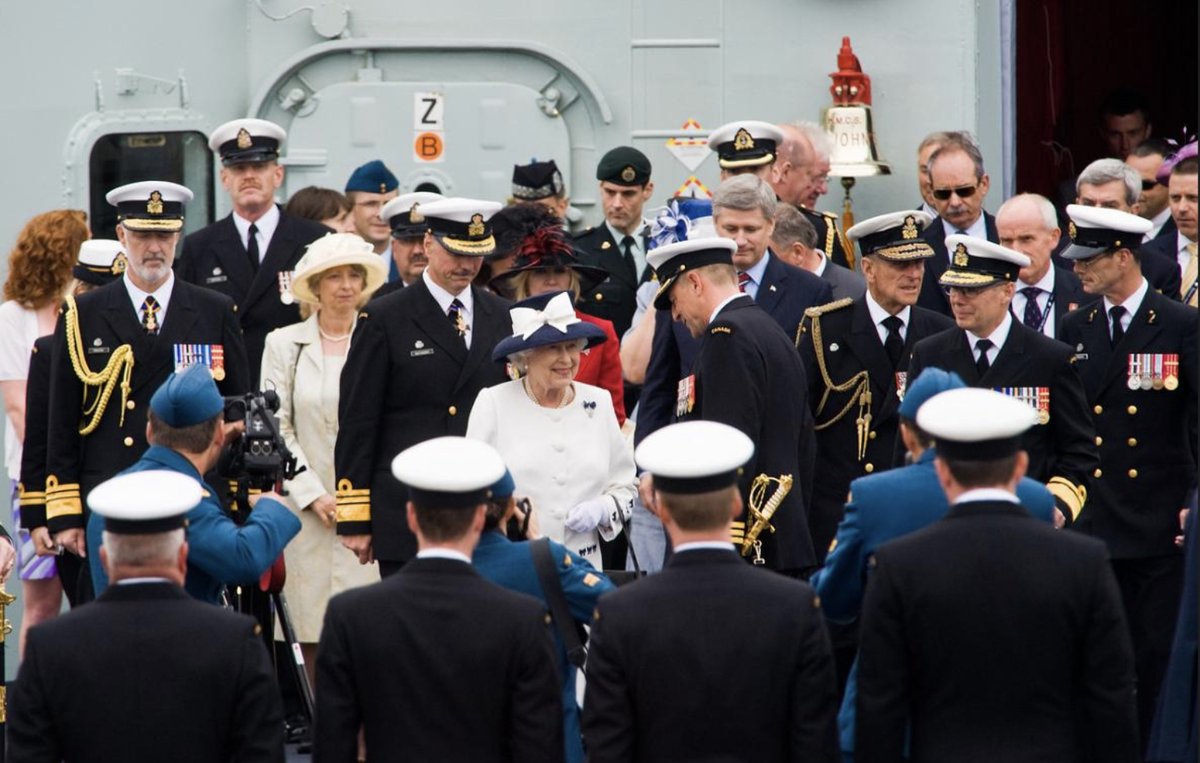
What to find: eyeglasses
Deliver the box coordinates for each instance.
[1073,250,1117,269]
[932,185,979,201]
[1141,180,1160,191]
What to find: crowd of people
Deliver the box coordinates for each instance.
[0,100,1194,763]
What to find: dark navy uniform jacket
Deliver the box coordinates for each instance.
[908,319,1098,523]
[796,295,954,562]
[314,557,564,762]
[1059,287,1198,558]
[177,207,329,385]
[87,445,300,604]
[680,295,817,573]
[334,280,512,563]
[8,581,284,763]
[811,449,1055,755]
[473,531,614,763]
[46,278,250,535]
[584,548,839,762]
[857,500,1139,763]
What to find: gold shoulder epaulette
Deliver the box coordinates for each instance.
[804,297,854,319]
[819,209,839,222]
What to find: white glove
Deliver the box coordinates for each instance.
[564,497,613,534]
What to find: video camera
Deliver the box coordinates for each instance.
[219,390,304,493]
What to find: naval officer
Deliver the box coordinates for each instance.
[1058,203,1198,744]
[645,236,816,575]
[46,181,250,570]
[796,210,953,561]
[855,388,1139,763]
[8,470,285,762]
[334,198,513,576]
[583,420,838,762]
[812,368,1056,763]
[176,119,329,384]
[370,190,444,300]
[316,437,563,762]
[906,234,1097,527]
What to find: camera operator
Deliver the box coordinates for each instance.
[472,469,614,763]
[87,363,300,603]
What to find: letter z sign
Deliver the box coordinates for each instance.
[413,91,445,163]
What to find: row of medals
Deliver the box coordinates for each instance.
[1127,354,1179,391]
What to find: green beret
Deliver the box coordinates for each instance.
[596,146,651,186]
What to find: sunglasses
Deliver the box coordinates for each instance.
[1141,180,1160,191]
[932,185,979,201]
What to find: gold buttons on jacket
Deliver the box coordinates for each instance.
[1127,405,1138,415]
[864,463,875,473]
[1093,468,1103,478]
[868,431,877,440]
[1093,405,1104,415]
[1127,438,1137,447]
[1128,469,1138,479]
[123,436,134,447]
[448,405,458,416]
[126,400,136,410]
[595,293,604,301]
[1095,436,1103,446]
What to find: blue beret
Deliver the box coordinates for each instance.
[489,469,516,500]
[150,364,224,428]
[345,160,399,194]
[898,367,966,421]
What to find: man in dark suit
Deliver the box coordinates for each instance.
[316,437,562,762]
[813,369,1057,762]
[771,201,865,302]
[176,119,329,383]
[908,234,1097,527]
[1139,153,1198,306]
[335,198,513,577]
[856,387,1139,763]
[1059,203,1198,745]
[1126,138,1178,243]
[573,146,655,338]
[1074,157,1182,299]
[9,470,284,762]
[996,193,1091,339]
[645,236,817,575]
[770,122,855,269]
[47,181,250,572]
[797,210,953,563]
[915,134,999,316]
[584,420,838,762]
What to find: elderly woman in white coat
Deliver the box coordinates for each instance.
[259,233,386,687]
[467,291,636,568]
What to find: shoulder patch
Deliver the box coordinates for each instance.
[804,296,854,319]
[582,572,601,588]
[710,325,733,335]
[562,553,572,567]
[819,210,839,222]
[358,311,370,321]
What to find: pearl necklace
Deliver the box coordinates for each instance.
[318,319,355,342]
[523,379,573,409]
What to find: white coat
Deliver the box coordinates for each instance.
[260,314,378,642]
[466,379,637,569]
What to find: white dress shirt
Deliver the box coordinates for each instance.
[865,291,912,345]
[605,219,649,277]
[1103,277,1149,337]
[674,541,737,553]
[940,214,989,256]
[1144,207,1171,242]
[736,251,771,301]
[422,270,475,349]
[232,204,280,263]
[1012,266,1058,338]
[416,549,472,563]
[954,487,1020,505]
[123,271,175,328]
[966,311,1013,367]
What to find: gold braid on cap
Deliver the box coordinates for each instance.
[796,299,874,460]
[64,295,134,435]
